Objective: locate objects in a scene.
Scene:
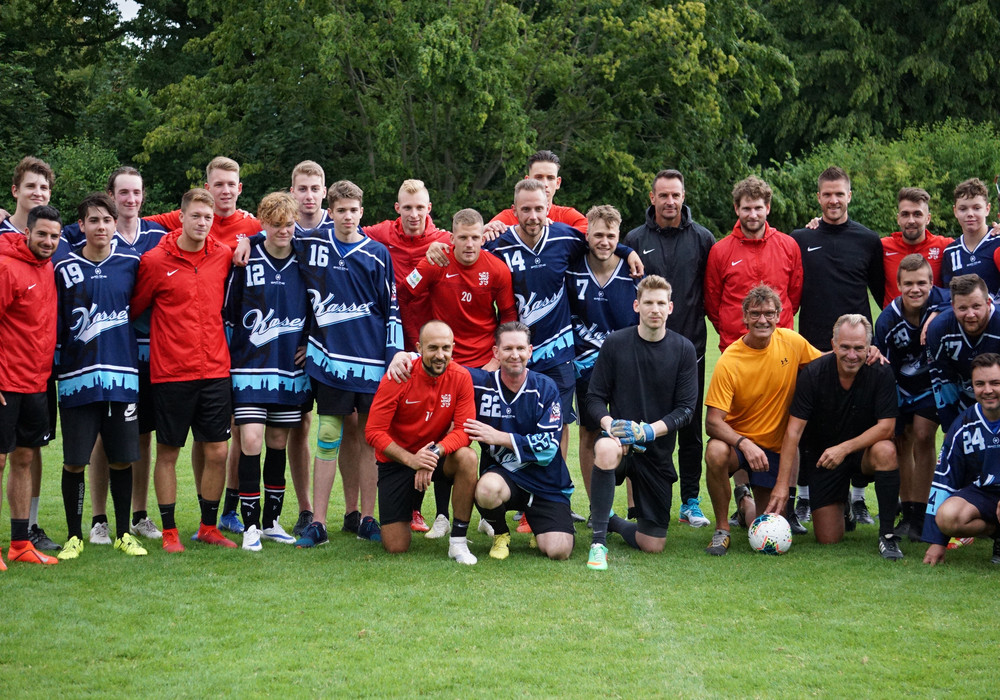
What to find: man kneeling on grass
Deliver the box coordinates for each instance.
[365,321,479,564]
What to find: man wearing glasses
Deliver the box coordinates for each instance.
[702,285,823,555]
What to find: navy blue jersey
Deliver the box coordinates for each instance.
[923,403,1000,545]
[565,256,639,380]
[224,242,310,407]
[54,249,141,407]
[940,235,1000,297]
[467,367,574,504]
[485,223,633,372]
[295,212,335,234]
[294,229,402,394]
[926,306,1000,429]
[873,286,950,411]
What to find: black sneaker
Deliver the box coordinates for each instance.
[794,497,811,523]
[852,498,875,525]
[29,525,61,551]
[893,518,911,539]
[570,510,586,523]
[293,510,313,537]
[342,510,361,534]
[728,511,739,528]
[992,538,1000,565]
[733,484,752,528]
[878,534,904,560]
[785,504,808,535]
[844,501,857,532]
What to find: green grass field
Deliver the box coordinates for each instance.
[1,324,997,698]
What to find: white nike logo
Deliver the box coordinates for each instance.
[27,284,36,290]
[167,269,178,276]
[730,260,742,266]
[405,399,419,404]
[807,246,822,252]
[885,252,900,256]
[643,248,656,255]
[445,273,459,278]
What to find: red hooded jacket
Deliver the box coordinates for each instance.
[0,232,56,393]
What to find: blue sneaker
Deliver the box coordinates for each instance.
[295,521,328,548]
[679,498,711,528]
[357,516,382,542]
[219,511,245,534]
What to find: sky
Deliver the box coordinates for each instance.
[117,0,140,21]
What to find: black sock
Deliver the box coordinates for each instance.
[132,510,147,526]
[159,503,176,532]
[609,515,639,549]
[91,514,108,527]
[412,488,425,512]
[911,502,926,534]
[590,468,616,547]
[11,518,29,542]
[452,519,469,538]
[238,452,262,528]
[61,468,86,539]
[899,501,912,524]
[201,499,221,528]
[223,487,239,514]
[480,505,509,535]
[109,466,133,539]
[262,446,287,528]
[434,478,452,519]
[874,470,900,537]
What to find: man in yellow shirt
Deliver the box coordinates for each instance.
[703,285,823,555]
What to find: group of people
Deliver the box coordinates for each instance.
[1,149,998,571]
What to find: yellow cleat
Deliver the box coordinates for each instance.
[57,536,84,561]
[489,532,511,560]
[114,533,148,556]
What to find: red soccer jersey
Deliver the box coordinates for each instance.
[363,216,451,351]
[881,230,952,307]
[404,248,518,367]
[490,203,588,233]
[365,357,474,463]
[131,231,232,383]
[146,209,260,251]
[0,232,56,393]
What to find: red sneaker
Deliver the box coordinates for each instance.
[516,513,532,534]
[162,528,185,553]
[0,550,7,570]
[410,510,430,532]
[7,540,58,565]
[946,537,975,550]
[197,524,237,548]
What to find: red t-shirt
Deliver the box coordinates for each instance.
[490,204,588,233]
[881,230,952,307]
[146,209,261,251]
[405,248,518,367]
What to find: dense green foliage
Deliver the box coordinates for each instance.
[2,1,1000,233]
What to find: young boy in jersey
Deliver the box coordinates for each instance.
[291,180,402,547]
[224,192,310,551]
[940,178,1000,296]
[54,193,147,559]
[131,188,236,552]
[874,255,949,540]
[565,205,639,510]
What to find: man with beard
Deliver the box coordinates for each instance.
[880,188,951,307]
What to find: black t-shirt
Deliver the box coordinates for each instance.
[789,353,898,454]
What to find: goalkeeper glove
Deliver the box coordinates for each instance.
[609,419,656,444]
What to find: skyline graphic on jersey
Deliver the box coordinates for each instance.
[242,308,307,347]
[531,330,574,363]
[58,369,139,398]
[70,303,131,344]
[231,372,310,394]
[306,342,384,383]
[308,289,374,327]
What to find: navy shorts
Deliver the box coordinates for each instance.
[314,381,373,416]
[735,445,781,490]
[952,484,1000,528]
[60,401,140,466]
[483,467,575,535]
[539,361,576,425]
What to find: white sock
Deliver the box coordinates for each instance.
[29,497,39,528]
[798,486,809,500]
[852,486,867,501]
[449,535,468,546]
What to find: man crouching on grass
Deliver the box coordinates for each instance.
[365,321,479,564]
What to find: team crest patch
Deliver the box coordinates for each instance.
[440,394,452,408]
[548,402,561,423]
[928,247,940,259]
[406,269,422,289]
[478,272,489,286]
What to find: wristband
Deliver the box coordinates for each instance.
[735,436,747,450]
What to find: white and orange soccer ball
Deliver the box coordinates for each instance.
[748,514,792,555]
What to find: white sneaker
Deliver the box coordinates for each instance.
[425,513,450,539]
[89,521,112,545]
[262,522,296,544]
[477,517,494,537]
[448,537,477,565]
[242,525,263,551]
[129,516,162,540]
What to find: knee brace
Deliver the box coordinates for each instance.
[316,414,344,461]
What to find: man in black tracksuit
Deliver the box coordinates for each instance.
[625,169,715,528]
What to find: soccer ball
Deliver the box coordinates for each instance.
[748,514,792,555]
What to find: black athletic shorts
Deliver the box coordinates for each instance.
[314,381,373,416]
[802,449,864,510]
[60,401,140,466]
[0,391,51,453]
[138,366,155,435]
[483,467,575,535]
[153,378,232,447]
[895,404,938,437]
[616,449,673,532]
[46,375,57,437]
[735,446,781,490]
[539,361,576,425]
[575,377,599,431]
[378,455,446,525]
[953,484,1000,529]
[233,404,304,427]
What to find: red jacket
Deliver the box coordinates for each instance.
[0,232,56,393]
[490,203,588,233]
[146,209,260,251]
[881,230,951,307]
[131,231,231,383]
[704,222,802,351]
[363,216,451,351]
[365,357,474,463]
